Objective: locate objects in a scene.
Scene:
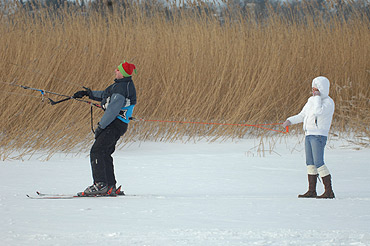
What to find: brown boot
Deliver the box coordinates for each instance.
[298,174,318,198]
[317,174,335,199]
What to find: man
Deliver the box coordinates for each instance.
[73,61,137,196]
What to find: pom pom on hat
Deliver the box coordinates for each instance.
[118,61,137,77]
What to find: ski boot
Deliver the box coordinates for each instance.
[78,182,108,197]
[107,185,125,196]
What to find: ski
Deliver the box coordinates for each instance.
[36,191,74,197]
[27,185,126,199]
[27,194,79,199]
[26,194,117,199]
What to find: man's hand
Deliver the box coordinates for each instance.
[73,90,89,98]
[94,125,104,139]
[73,87,92,99]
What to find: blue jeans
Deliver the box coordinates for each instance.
[305,135,327,168]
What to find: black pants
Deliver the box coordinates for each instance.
[90,119,128,186]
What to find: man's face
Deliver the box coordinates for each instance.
[115,68,124,79]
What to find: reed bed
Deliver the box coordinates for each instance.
[0,0,369,160]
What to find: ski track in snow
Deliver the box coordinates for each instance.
[1,136,370,246]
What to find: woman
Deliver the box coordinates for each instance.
[283,76,335,199]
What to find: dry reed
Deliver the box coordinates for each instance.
[0,0,369,160]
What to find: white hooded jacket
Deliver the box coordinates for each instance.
[287,76,335,136]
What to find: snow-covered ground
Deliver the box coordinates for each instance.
[1,135,369,246]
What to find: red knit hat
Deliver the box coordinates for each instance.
[118,61,137,77]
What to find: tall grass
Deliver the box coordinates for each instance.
[0,0,369,160]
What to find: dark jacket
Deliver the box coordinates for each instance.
[90,77,137,128]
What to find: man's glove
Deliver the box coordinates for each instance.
[94,125,104,139]
[73,87,91,99]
